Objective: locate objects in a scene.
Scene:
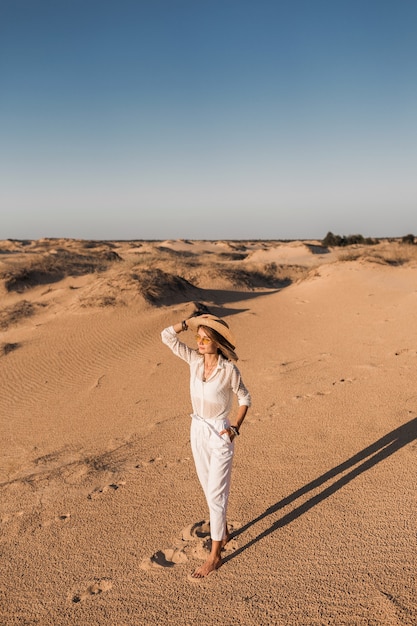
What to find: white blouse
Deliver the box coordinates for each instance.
[161,326,251,421]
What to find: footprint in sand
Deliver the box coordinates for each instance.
[181,519,211,540]
[394,348,417,357]
[293,376,355,400]
[72,578,112,603]
[140,547,189,570]
[41,512,71,528]
[87,481,125,500]
[184,520,240,555]
[135,456,163,469]
[1,510,24,524]
[332,377,354,385]
[140,520,240,571]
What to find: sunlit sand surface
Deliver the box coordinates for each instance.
[1,237,416,625]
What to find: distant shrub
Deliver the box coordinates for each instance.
[401,234,415,245]
[322,232,377,247]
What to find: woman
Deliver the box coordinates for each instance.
[161,314,251,578]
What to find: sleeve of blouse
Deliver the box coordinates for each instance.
[231,364,251,407]
[161,326,194,364]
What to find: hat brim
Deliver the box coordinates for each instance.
[188,315,236,348]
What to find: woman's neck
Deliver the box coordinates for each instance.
[204,355,218,367]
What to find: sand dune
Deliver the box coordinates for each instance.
[1,238,416,625]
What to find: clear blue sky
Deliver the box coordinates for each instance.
[1,0,416,240]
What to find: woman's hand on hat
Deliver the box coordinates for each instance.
[183,314,205,329]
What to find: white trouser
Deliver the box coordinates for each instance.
[190,414,235,541]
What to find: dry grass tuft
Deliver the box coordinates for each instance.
[79,295,119,308]
[339,242,417,266]
[209,266,289,289]
[0,300,46,330]
[1,249,122,293]
[1,342,21,356]
[130,268,199,304]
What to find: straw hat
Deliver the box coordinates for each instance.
[187,314,236,348]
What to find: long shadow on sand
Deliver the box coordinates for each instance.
[224,417,417,564]
[181,288,283,320]
[199,286,286,306]
[158,286,283,309]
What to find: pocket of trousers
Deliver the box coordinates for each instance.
[210,429,232,448]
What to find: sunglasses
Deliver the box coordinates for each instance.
[195,335,212,345]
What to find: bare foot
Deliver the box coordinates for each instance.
[191,556,222,578]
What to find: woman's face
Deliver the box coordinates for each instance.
[195,329,218,356]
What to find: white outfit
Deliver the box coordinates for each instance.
[161,326,251,540]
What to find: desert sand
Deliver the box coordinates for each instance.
[0,237,416,625]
